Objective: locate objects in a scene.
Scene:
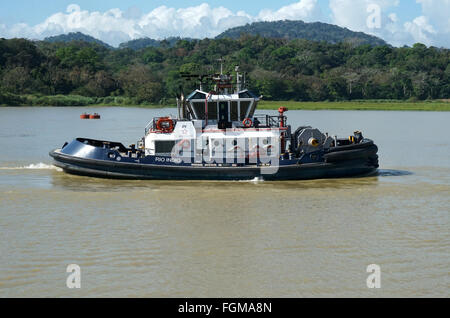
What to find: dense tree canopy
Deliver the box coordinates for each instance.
[0,36,449,105]
[216,20,387,46]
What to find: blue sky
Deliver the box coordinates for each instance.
[0,0,422,25]
[0,0,447,47]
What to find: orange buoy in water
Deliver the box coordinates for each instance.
[80,113,90,119]
[89,113,101,119]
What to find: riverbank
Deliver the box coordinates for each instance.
[1,93,449,111]
[259,100,450,111]
[0,93,149,107]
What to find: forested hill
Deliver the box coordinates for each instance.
[216,20,387,46]
[44,32,112,49]
[0,36,449,106]
[119,37,195,50]
[46,19,386,50]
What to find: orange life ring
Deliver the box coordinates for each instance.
[243,118,253,128]
[156,117,174,133]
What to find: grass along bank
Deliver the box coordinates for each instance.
[0,93,168,107]
[1,93,449,111]
[258,100,450,111]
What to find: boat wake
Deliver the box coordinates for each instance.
[0,163,62,171]
[377,169,413,177]
[238,176,265,183]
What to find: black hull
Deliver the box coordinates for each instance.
[50,149,378,181]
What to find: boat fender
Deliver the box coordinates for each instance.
[327,139,374,153]
[324,144,378,163]
[243,118,253,128]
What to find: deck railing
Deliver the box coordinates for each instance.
[251,115,286,128]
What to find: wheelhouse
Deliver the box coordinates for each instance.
[186,89,259,126]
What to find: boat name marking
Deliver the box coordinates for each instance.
[155,157,182,164]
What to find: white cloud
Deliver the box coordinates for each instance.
[329,0,400,35]
[411,0,450,47]
[0,2,323,46]
[388,13,398,23]
[0,1,449,47]
[258,0,322,22]
[330,0,399,29]
[404,16,436,46]
[417,0,450,32]
[329,0,450,47]
[135,3,253,40]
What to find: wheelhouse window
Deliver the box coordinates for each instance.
[155,140,176,155]
[192,102,205,119]
[208,102,218,120]
[230,101,238,121]
[240,101,251,120]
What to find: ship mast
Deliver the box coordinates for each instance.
[218,57,224,75]
[235,65,241,93]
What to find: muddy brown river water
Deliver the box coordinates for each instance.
[0,107,448,297]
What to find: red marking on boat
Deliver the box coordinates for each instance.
[80,113,90,119]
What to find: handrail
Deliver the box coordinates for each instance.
[252,115,286,128]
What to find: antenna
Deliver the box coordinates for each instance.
[217,57,225,75]
[180,72,213,92]
[235,65,241,93]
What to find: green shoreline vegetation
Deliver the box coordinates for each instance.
[0,92,448,111]
[0,36,449,109]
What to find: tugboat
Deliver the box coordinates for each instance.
[50,64,379,180]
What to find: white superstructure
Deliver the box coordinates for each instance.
[142,65,288,161]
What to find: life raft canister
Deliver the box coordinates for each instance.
[156,117,174,133]
[243,118,253,128]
